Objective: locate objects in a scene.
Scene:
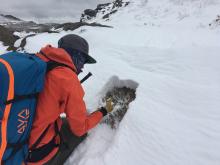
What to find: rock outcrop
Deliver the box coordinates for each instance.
[81,0,130,22]
[0,25,19,51]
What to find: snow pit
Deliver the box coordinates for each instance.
[101,87,136,129]
[98,76,139,129]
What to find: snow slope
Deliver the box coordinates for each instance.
[2,0,220,164]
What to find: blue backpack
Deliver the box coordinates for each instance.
[0,52,71,165]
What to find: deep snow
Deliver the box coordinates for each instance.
[1,0,220,165]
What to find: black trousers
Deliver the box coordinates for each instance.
[44,119,87,165]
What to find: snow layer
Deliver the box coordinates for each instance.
[11,0,220,164]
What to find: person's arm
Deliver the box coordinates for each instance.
[64,74,106,137]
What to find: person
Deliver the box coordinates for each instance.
[26,34,113,165]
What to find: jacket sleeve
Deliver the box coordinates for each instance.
[64,73,103,137]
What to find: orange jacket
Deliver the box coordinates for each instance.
[28,45,103,165]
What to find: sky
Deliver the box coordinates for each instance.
[0,0,112,22]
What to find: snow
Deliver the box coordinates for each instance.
[0,42,8,54]
[2,0,220,164]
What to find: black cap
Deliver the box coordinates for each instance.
[58,34,96,64]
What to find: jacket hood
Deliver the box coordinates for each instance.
[37,45,76,72]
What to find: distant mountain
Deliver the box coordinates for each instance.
[0,14,22,23]
[0,0,130,51]
[0,10,113,51]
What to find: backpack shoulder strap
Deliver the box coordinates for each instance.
[4,60,75,105]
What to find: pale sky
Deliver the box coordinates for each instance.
[0,0,112,22]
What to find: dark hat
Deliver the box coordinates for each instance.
[58,34,96,64]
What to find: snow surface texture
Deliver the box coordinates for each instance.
[1,0,220,164]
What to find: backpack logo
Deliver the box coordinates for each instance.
[17,108,30,134]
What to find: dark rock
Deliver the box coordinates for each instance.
[96,3,111,11]
[0,25,19,51]
[209,15,220,28]
[103,13,110,19]
[110,10,118,15]
[80,9,98,22]
[112,0,124,9]
[112,0,130,9]
[19,34,36,50]
[81,0,130,22]
[125,2,130,7]
[84,9,98,17]
[103,10,117,19]
[55,22,84,31]
[89,22,113,28]
[216,15,220,22]
[55,22,112,31]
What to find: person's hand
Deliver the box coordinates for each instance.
[105,98,114,113]
[98,98,114,117]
